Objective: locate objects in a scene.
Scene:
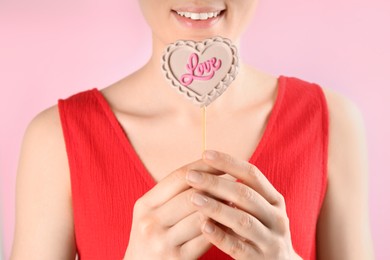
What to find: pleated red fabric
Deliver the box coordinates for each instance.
[58,76,328,259]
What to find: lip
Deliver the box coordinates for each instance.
[171,9,225,29]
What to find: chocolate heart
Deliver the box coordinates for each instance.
[162,37,239,107]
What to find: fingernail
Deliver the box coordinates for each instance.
[204,150,217,160]
[187,170,203,184]
[203,222,215,234]
[192,193,208,206]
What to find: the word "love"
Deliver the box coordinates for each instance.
[180,53,222,86]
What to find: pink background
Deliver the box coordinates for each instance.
[1,0,389,259]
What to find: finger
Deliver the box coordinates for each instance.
[190,192,269,244]
[180,234,213,259]
[156,188,197,226]
[202,150,282,205]
[140,159,224,208]
[167,212,204,246]
[201,219,259,259]
[186,170,274,228]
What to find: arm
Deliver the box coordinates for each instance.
[11,106,76,260]
[317,89,374,259]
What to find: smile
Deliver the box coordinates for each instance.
[175,11,222,21]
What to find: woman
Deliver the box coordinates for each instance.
[11,0,373,259]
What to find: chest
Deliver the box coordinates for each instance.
[115,104,274,182]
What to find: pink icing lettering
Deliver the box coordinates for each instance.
[180,53,222,86]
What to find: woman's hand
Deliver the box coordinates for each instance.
[124,160,224,260]
[186,150,302,260]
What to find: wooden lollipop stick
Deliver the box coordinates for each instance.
[202,106,207,153]
[161,37,239,155]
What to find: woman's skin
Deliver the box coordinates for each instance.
[11,0,374,259]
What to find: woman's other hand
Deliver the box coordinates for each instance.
[186,150,302,260]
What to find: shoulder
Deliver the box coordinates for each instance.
[322,87,365,131]
[321,87,367,168]
[21,105,65,160]
[27,104,62,132]
[322,86,368,192]
[16,104,70,204]
[19,103,71,190]
[22,104,65,158]
[18,104,69,197]
[320,87,368,184]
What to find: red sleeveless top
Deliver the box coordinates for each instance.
[59,76,329,259]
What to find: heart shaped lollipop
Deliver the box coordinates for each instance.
[162,37,239,107]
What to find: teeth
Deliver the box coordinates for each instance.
[176,11,221,20]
